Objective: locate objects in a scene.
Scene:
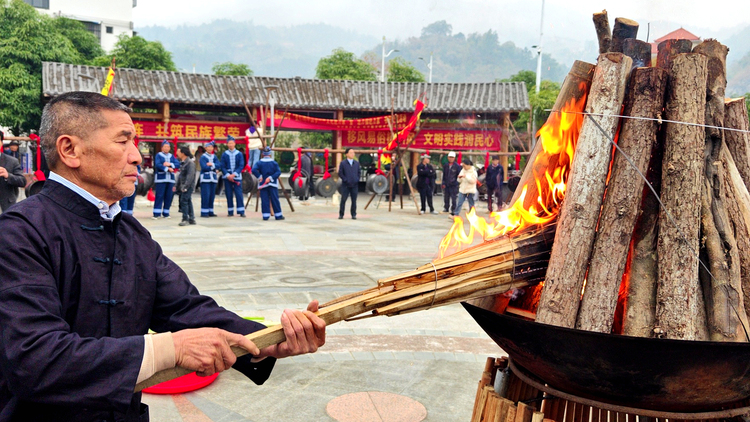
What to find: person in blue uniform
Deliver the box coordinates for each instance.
[485,155,504,212]
[199,140,220,217]
[252,147,284,221]
[220,136,245,217]
[153,140,180,218]
[0,91,325,421]
[119,164,140,214]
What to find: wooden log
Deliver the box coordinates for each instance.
[720,145,750,324]
[593,10,612,54]
[495,399,514,422]
[724,97,750,188]
[505,404,518,422]
[609,18,639,53]
[655,53,709,340]
[536,53,632,328]
[510,61,596,208]
[577,67,668,333]
[622,39,652,68]
[484,393,502,422]
[657,39,693,70]
[693,39,749,342]
[623,35,692,338]
[515,402,535,422]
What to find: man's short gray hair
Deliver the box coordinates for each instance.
[39,92,132,169]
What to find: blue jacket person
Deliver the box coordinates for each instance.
[199,140,220,217]
[220,135,245,217]
[337,147,360,219]
[0,92,325,421]
[252,147,284,220]
[152,140,180,218]
[416,154,437,214]
[442,151,461,214]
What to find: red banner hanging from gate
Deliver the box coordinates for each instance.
[264,111,410,131]
[343,129,502,151]
[132,120,251,140]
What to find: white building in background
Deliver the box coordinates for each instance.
[23,0,137,52]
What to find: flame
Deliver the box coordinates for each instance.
[438,87,588,259]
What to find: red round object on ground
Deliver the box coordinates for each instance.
[142,372,219,395]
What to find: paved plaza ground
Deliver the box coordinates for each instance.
[129,189,505,421]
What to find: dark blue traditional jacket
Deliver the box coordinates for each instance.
[338,159,360,188]
[252,157,281,189]
[485,164,504,189]
[0,180,274,422]
[416,163,436,190]
[154,152,180,183]
[442,162,461,187]
[220,149,244,181]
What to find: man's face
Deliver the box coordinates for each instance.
[492,159,499,166]
[206,145,214,154]
[9,144,18,152]
[448,156,455,163]
[422,157,430,164]
[176,150,185,160]
[227,140,236,150]
[76,110,142,204]
[161,143,171,153]
[346,149,355,159]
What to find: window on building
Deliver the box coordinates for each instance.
[106,26,113,34]
[22,0,49,8]
[82,21,101,42]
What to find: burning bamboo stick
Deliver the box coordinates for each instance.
[134,222,556,392]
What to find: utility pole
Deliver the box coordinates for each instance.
[531,0,545,148]
[381,36,398,82]
[419,53,433,83]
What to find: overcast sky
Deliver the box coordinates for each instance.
[133,0,750,43]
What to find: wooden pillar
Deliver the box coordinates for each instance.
[500,113,510,182]
[335,110,344,167]
[410,150,419,176]
[158,101,170,125]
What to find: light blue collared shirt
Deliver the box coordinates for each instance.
[49,172,122,221]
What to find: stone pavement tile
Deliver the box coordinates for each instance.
[455,353,479,362]
[424,329,444,336]
[350,351,375,361]
[141,394,182,422]
[413,351,436,361]
[331,327,354,336]
[372,351,396,360]
[352,328,372,335]
[392,351,415,361]
[330,352,355,361]
[433,352,457,361]
[184,392,249,422]
[311,353,335,363]
[370,328,391,335]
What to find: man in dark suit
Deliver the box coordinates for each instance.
[0,152,25,212]
[417,153,438,214]
[442,151,461,214]
[338,148,360,219]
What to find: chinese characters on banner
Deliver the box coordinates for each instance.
[132,120,251,140]
[343,130,502,151]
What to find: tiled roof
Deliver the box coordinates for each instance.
[42,62,530,114]
[651,28,702,54]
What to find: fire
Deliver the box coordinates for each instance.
[438,88,588,259]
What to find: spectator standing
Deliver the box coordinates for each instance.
[454,158,478,216]
[416,153,438,214]
[175,146,197,226]
[199,141,220,217]
[252,147,284,220]
[485,156,504,212]
[220,136,245,217]
[4,140,20,160]
[338,148,360,220]
[299,151,314,200]
[0,152,25,212]
[152,140,180,219]
[246,127,263,170]
[441,151,461,214]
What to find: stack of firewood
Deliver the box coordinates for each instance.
[531,10,750,342]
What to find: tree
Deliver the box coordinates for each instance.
[0,0,87,134]
[315,48,377,81]
[51,17,104,62]
[500,70,560,133]
[422,20,452,38]
[212,61,253,76]
[387,57,426,82]
[501,70,536,92]
[92,34,177,71]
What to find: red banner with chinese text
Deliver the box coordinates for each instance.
[133,120,251,140]
[343,130,502,151]
[263,111,409,131]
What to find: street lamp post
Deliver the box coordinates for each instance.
[418,53,433,83]
[531,0,545,148]
[381,36,398,82]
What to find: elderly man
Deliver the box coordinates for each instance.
[0,92,325,421]
[416,153,438,214]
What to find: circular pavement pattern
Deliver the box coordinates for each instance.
[326,391,427,422]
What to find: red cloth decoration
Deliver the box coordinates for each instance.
[29,134,45,181]
[485,151,490,167]
[147,188,155,201]
[515,152,521,170]
[173,136,178,154]
[457,152,463,164]
[293,147,304,188]
[210,135,215,143]
[323,149,331,180]
[376,148,384,176]
[134,135,139,148]
[425,149,430,156]
[242,136,251,172]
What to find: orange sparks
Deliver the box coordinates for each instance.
[437,87,588,259]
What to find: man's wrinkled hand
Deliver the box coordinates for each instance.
[0,167,8,178]
[173,328,260,377]
[259,300,326,360]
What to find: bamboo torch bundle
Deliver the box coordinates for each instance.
[135,222,556,392]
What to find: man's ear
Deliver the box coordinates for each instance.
[57,135,83,169]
